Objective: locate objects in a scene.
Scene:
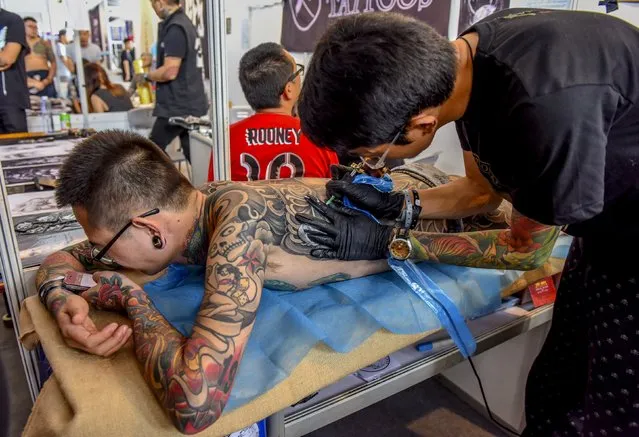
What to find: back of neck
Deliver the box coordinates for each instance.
[257,107,293,117]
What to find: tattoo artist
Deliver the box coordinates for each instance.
[134,0,208,164]
[296,11,639,437]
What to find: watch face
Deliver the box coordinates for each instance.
[391,239,411,260]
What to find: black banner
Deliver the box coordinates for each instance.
[182,0,210,79]
[282,0,452,53]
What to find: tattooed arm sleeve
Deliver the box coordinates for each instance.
[121,217,265,434]
[36,241,119,310]
[409,209,560,270]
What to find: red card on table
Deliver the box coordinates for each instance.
[529,277,557,308]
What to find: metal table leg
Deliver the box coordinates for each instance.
[266,411,286,437]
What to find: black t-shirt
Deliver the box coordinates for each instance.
[456,9,639,240]
[120,49,134,80]
[0,9,29,109]
[163,26,187,59]
[94,88,133,112]
[154,9,207,118]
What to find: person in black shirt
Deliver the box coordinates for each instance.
[296,10,639,436]
[120,37,135,82]
[0,8,29,133]
[139,0,208,163]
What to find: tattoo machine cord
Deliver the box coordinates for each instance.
[468,355,522,436]
[410,274,521,436]
[328,172,522,436]
[412,279,522,436]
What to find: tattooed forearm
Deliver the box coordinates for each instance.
[410,211,560,270]
[36,241,120,313]
[36,241,117,289]
[83,275,135,312]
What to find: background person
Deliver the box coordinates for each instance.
[120,37,135,82]
[225,42,338,181]
[140,0,208,164]
[84,63,133,113]
[23,16,57,98]
[64,30,102,74]
[0,7,29,133]
[297,11,639,437]
[55,29,71,84]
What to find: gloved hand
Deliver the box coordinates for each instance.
[296,196,394,260]
[326,178,405,220]
[329,164,357,182]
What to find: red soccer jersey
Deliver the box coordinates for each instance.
[209,113,338,182]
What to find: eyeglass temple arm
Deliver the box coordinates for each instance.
[94,208,160,260]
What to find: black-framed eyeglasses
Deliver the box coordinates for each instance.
[91,208,160,265]
[281,63,305,94]
[290,63,305,81]
[360,125,405,170]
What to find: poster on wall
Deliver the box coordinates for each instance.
[458,0,510,33]
[182,0,210,79]
[89,5,103,49]
[281,0,452,53]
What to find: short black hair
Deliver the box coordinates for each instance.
[58,29,67,38]
[23,17,37,24]
[298,13,457,153]
[239,42,292,111]
[56,130,193,231]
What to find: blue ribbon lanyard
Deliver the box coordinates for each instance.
[388,258,476,358]
[345,174,477,358]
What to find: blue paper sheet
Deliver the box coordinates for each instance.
[142,235,572,411]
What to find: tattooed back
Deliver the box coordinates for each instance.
[198,172,455,290]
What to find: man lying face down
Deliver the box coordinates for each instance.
[37,131,520,434]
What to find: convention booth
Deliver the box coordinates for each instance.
[1,0,638,436]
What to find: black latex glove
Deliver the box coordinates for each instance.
[329,164,357,182]
[325,179,405,220]
[296,196,394,261]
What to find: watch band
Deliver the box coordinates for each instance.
[410,190,422,229]
[412,189,421,207]
[403,190,413,230]
[38,275,65,307]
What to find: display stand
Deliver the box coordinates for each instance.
[0,133,96,404]
[0,160,41,402]
[266,305,553,436]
